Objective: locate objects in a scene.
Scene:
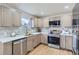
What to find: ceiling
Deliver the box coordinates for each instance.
[4,3,75,17]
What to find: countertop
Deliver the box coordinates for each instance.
[60,33,76,36]
[0,32,41,43]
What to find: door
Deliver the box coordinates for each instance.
[65,36,72,50]
[3,42,12,55]
[41,34,48,44]
[12,11,21,26]
[21,39,27,55]
[0,6,2,26]
[13,40,21,55]
[2,6,13,26]
[33,36,37,47]
[60,36,66,49]
[26,37,33,52]
[37,34,41,45]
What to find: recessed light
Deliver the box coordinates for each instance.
[41,12,44,15]
[10,8,16,12]
[64,6,69,9]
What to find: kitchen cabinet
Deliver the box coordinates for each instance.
[61,14,72,27]
[0,42,12,55]
[12,11,21,27]
[26,34,41,52]
[65,36,72,50]
[37,18,43,27]
[13,38,27,55]
[33,35,38,47]
[1,6,13,26]
[0,5,21,27]
[60,35,72,50]
[3,42,12,55]
[21,39,27,55]
[26,37,33,52]
[0,6,2,26]
[41,34,48,44]
[34,17,38,27]
[60,36,66,49]
[37,34,41,44]
[33,34,41,47]
[42,19,49,27]
[13,40,22,55]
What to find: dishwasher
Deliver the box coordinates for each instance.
[12,38,27,55]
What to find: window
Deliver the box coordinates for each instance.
[21,18,32,27]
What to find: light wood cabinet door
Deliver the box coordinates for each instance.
[3,42,12,55]
[13,40,21,55]
[60,36,66,49]
[37,34,41,44]
[37,19,43,27]
[42,18,49,27]
[0,6,2,26]
[26,37,33,52]
[21,39,27,55]
[34,18,38,27]
[32,36,37,47]
[65,36,72,50]
[61,14,72,27]
[12,11,21,26]
[0,6,21,27]
[41,34,48,44]
[2,6,13,26]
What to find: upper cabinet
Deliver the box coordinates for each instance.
[33,17,38,27]
[61,14,72,27]
[1,6,13,26]
[12,10,21,26]
[0,6,2,26]
[0,5,21,27]
[33,17,43,27]
[40,17,49,28]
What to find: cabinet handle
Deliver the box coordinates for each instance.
[13,41,21,44]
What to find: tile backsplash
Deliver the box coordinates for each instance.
[0,27,37,37]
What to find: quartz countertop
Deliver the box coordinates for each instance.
[60,33,77,36]
[0,32,41,43]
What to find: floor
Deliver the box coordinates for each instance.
[28,44,73,55]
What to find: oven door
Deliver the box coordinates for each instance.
[48,36,60,45]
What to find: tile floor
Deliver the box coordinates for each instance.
[28,44,73,55]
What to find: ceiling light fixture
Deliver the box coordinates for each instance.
[64,5,69,9]
[41,12,44,15]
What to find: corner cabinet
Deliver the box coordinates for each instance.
[0,5,21,27]
[41,34,48,44]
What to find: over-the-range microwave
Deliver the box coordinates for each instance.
[49,20,60,26]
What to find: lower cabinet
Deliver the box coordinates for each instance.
[60,36,66,49]
[13,38,27,55]
[60,36,72,50]
[26,34,41,52]
[26,37,34,52]
[65,36,72,50]
[41,34,48,44]
[3,42,12,55]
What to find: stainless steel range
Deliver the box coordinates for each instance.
[48,29,60,48]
